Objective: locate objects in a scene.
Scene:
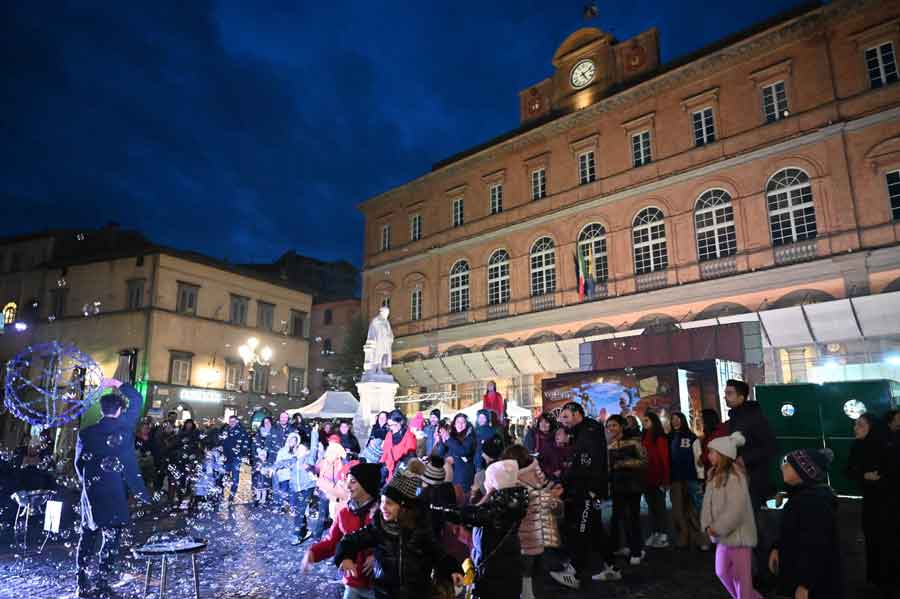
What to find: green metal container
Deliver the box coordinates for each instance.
[755,380,899,496]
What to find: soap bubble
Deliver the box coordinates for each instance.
[100,456,123,473]
[106,432,124,447]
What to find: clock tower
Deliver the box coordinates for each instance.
[519,26,660,124]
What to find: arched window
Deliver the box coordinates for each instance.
[449,260,470,313]
[487,250,510,305]
[2,302,16,325]
[766,168,816,246]
[695,189,737,261]
[530,237,556,296]
[577,224,609,282]
[632,208,668,274]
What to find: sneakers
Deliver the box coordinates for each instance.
[613,547,631,557]
[290,530,313,545]
[591,564,623,582]
[549,570,580,590]
[629,550,647,566]
[646,532,670,548]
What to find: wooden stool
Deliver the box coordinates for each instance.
[132,537,207,599]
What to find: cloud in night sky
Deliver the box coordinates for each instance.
[1,0,808,266]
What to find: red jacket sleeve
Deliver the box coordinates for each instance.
[658,436,671,486]
[309,515,344,562]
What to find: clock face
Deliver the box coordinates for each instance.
[570,59,596,89]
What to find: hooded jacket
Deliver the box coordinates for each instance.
[700,468,757,548]
[433,462,528,596]
[381,425,417,480]
[517,460,561,555]
[563,417,608,499]
[727,400,777,504]
[335,509,462,599]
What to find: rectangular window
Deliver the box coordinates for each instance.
[452,197,464,227]
[762,81,788,123]
[176,283,199,315]
[631,131,652,167]
[288,367,305,396]
[578,151,596,184]
[490,183,503,214]
[410,288,422,321]
[126,279,145,310]
[251,367,269,394]
[290,309,308,338]
[169,352,192,386]
[257,301,275,331]
[380,224,391,251]
[692,107,716,146]
[531,168,547,200]
[50,288,68,318]
[229,294,248,325]
[410,214,422,241]
[887,170,900,221]
[866,42,899,89]
[225,360,242,391]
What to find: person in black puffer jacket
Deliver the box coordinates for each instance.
[770,448,843,599]
[432,459,529,599]
[335,460,462,599]
[475,409,499,472]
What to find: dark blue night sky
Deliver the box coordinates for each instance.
[2,1,806,267]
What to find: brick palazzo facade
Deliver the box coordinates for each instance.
[359,0,900,410]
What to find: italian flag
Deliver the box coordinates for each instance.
[574,250,590,301]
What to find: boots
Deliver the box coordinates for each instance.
[521,576,535,599]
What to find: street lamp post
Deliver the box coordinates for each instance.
[238,337,273,392]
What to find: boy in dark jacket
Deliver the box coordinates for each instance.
[433,459,529,599]
[335,460,462,599]
[769,448,842,599]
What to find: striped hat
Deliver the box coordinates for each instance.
[383,460,424,507]
[423,455,446,486]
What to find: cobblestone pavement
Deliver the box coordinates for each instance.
[0,497,870,599]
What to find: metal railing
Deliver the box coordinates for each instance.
[699,255,737,280]
[635,270,667,292]
[531,293,556,312]
[487,302,509,320]
[774,239,817,265]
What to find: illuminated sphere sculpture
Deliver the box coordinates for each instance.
[4,342,104,428]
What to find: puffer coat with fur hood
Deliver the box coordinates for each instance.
[517,459,562,555]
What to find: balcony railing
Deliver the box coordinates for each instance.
[635,270,668,292]
[531,293,556,312]
[447,310,469,327]
[699,255,737,280]
[583,282,609,301]
[774,239,817,265]
[487,302,509,320]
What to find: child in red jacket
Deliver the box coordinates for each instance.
[641,410,671,548]
[302,463,382,596]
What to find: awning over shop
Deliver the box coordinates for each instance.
[389,291,900,386]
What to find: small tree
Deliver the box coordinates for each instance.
[326,314,368,395]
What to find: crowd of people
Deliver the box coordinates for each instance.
[74,378,900,599]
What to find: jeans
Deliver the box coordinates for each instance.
[76,526,123,591]
[275,479,291,504]
[611,492,643,555]
[670,480,705,547]
[313,493,331,538]
[715,544,761,599]
[291,488,314,536]
[644,485,669,536]
[343,587,375,599]
[226,461,241,496]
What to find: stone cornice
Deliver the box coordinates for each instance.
[360,0,872,213]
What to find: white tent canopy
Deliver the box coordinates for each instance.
[289,391,359,419]
[460,401,532,422]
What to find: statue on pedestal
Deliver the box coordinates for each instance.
[363,306,394,378]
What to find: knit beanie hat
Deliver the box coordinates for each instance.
[382,459,424,507]
[482,434,505,461]
[485,459,519,493]
[423,455,446,486]
[349,462,383,499]
[708,431,746,460]
[786,448,834,484]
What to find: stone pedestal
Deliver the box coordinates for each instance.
[354,374,399,440]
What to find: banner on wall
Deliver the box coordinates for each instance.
[541,367,684,424]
